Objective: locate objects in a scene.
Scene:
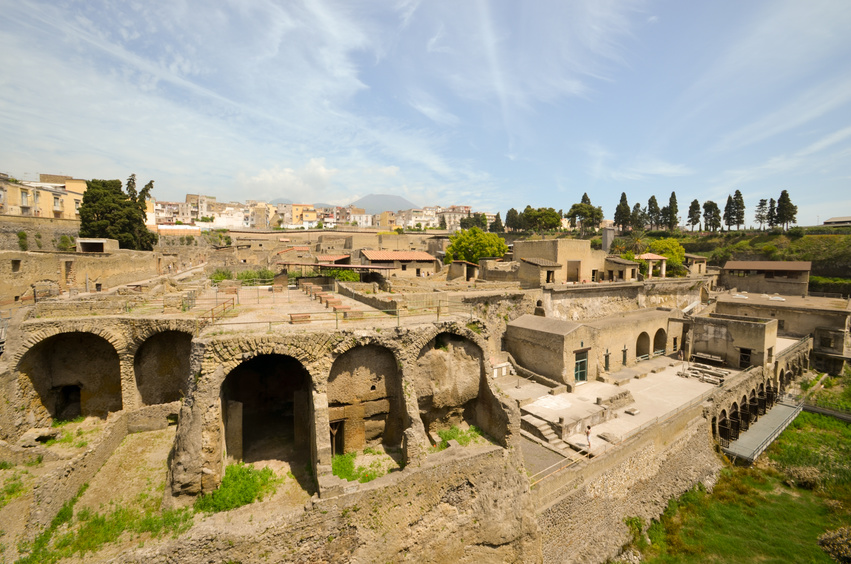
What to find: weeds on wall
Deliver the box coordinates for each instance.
[17,231,27,251]
[194,462,280,513]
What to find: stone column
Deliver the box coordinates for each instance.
[646,260,654,279]
[660,259,667,278]
[119,355,141,411]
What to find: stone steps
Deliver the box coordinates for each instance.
[521,414,571,452]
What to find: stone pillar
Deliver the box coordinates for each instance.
[660,259,667,278]
[119,355,141,411]
[313,391,333,468]
[646,260,654,279]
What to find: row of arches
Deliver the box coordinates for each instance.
[712,381,779,446]
[635,328,668,359]
[17,330,193,422]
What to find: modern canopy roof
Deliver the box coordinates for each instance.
[722,261,811,271]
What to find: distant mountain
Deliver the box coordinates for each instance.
[269,197,292,205]
[312,202,335,209]
[350,194,419,215]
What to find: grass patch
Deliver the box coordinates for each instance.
[0,461,13,470]
[430,425,484,452]
[194,462,280,513]
[638,413,851,563]
[0,470,27,509]
[15,485,192,564]
[44,427,91,449]
[331,451,389,483]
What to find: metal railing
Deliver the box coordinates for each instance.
[199,297,236,322]
[725,398,803,463]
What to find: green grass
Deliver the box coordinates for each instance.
[0,461,13,470]
[430,425,483,452]
[194,462,280,513]
[636,412,851,563]
[15,485,192,564]
[44,427,91,449]
[331,451,389,483]
[51,415,84,428]
[0,470,27,508]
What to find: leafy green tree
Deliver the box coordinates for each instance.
[767,198,777,228]
[649,237,685,267]
[733,189,746,229]
[505,208,520,231]
[665,192,679,231]
[687,199,701,231]
[489,212,504,233]
[522,206,560,232]
[581,192,591,205]
[630,203,647,231]
[703,200,721,231]
[776,190,797,229]
[754,199,768,230]
[79,175,157,250]
[614,192,631,232]
[647,196,661,230]
[444,227,508,264]
[566,202,603,236]
[439,215,447,230]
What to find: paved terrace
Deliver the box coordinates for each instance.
[499,355,722,469]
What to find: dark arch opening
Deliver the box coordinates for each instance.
[220,354,313,492]
[636,332,650,359]
[328,345,405,456]
[653,328,667,355]
[416,332,485,443]
[134,331,193,405]
[18,332,122,422]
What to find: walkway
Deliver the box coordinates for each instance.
[722,399,802,463]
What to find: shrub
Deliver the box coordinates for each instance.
[194,462,279,513]
[57,235,74,251]
[17,231,28,251]
[819,526,851,563]
[210,269,233,283]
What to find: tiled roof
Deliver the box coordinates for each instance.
[684,253,707,260]
[316,254,349,262]
[722,260,811,271]
[520,257,562,267]
[605,256,638,266]
[636,253,667,261]
[277,246,311,254]
[361,250,437,262]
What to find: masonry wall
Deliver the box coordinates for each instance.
[0,215,80,251]
[691,314,778,368]
[718,271,808,296]
[535,407,721,563]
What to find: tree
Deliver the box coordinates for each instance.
[630,203,647,231]
[647,196,661,230]
[723,195,737,230]
[767,198,777,228]
[489,212,503,233]
[439,215,447,230]
[459,212,487,230]
[581,192,591,205]
[703,200,721,231]
[523,206,561,232]
[776,190,797,229]
[665,191,679,231]
[649,237,685,267]
[614,192,631,231]
[444,227,508,264]
[79,175,157,250]
[733,189,745,230]
[566,202,603,236]
[687,199,701,231]
[754,199,768,230]
[505,208,520,231]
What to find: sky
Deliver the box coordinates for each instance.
[1,1,850,227]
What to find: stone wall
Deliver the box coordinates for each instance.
[126,443,542,563]
[0,215,80,252]
[535,407,721,563]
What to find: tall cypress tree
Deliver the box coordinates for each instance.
[687,199,701,231]
[666,191,679,231]
[614,193,631,231]
[767,198,777,228]
[733,189,745,230]
[776,190,797,229]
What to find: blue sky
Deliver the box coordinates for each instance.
[1,1,850,226]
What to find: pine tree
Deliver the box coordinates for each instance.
[79,174,157,250]
[666,192,679,231]
[767,199,777,228]
[489,212,504,233]
[581,193,591,205]
[733,189,745,230]
[723,195,736,230]
[647,196,661,230]
[630,203,647,231]
[505,208,519,231]
[776,190,797,229]
[687,199,701,231]
[614,193,631,231]
[703,200,721,231]
[754,199,768,230]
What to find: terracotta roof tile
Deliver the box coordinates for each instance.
[361,250,437,262]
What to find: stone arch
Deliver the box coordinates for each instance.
[134,331,193,405]
[220,354,313,477]
[414,330,485,442]
[653,328,667,355]
[18,332,122,422]
[636,332,650,358]
[328,344,405,455]
[15,324,125,365]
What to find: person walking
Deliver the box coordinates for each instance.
[585,425,591,450]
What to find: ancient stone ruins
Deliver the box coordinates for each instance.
[1,228,847,563]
